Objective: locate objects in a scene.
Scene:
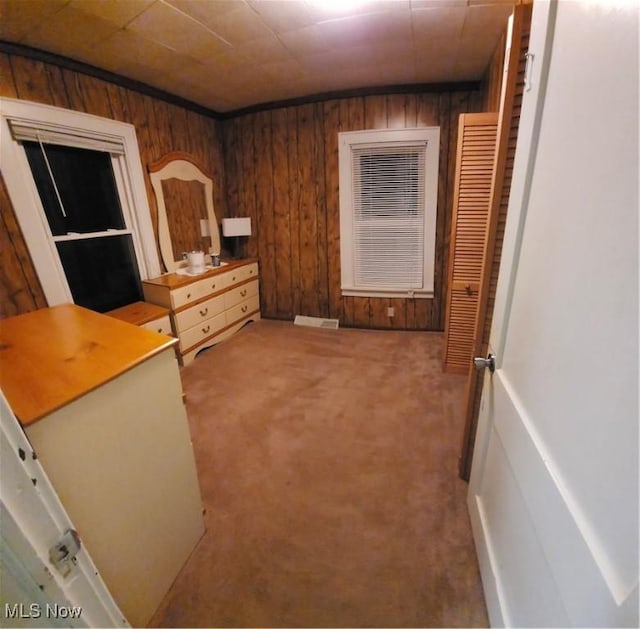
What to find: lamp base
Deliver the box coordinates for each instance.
[231,236,243,259]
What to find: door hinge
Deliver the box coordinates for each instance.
[49,529,81,577]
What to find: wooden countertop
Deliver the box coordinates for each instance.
[142,258,257,290]
[106,301,169,326]
[0,304,178,426]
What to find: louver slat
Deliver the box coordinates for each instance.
[443,113,498,373]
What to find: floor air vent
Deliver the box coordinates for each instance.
[294,315,340,329]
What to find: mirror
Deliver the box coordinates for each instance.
[148,151,221,273]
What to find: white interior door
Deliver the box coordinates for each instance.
[468,1,639,626]
[0,391,128,628]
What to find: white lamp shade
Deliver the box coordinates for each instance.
[222,217,252,237]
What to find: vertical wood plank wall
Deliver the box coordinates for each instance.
[0,52,226,318]
[481,31,507,113]
[223,90,483,331]
[1,50,491,330]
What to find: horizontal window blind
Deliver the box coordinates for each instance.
[351,144,426,289]
[8,119,125,154]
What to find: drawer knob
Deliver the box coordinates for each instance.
[187,292,192,299]
[240,289,247,297]
[211,283,216,289]
[157,328,163,333]
[241,305,248,313]
[200,307,208,316]
[202,325,210,334]
[232,276,236,281]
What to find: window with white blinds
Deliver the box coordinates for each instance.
[338,128,440,298]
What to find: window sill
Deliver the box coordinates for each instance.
[341,288,434,299]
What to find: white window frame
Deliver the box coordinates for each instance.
[338,127,440,299]
[0,97,160,307]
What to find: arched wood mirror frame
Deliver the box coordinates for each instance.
[148,151,221,273]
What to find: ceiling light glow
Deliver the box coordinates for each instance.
[306,0,373,14]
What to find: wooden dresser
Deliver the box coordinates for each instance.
[106,300,171,335]
[142,258,260,365]
[0,305,205,627]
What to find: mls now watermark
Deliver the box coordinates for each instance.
[4,603,83,620]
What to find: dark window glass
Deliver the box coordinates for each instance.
[56,235,143,312]
[24,142,125,236]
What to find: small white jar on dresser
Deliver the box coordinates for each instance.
[142,258,260,365]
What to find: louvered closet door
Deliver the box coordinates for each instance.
[443,113,498,373]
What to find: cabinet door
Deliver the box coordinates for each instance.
[443,113,498,373]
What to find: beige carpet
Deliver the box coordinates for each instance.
[150,320,488,628]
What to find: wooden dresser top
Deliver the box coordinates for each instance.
[142,258,257,290]
[0,304,178,426]
[106,301,169,326]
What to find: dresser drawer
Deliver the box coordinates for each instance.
[174,294,225,334]
[172,274,225,309]
[226,295,260,325]
[225,280,259,310]
[143,259,260,365]
[179,312,226,352]
[223,262,259,288]
[141,314,172,336]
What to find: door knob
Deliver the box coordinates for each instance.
[473,353,496,373]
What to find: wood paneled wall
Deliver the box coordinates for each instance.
[223,90,483,331]
[1,50,487,330]
[480,31,507,113]
[0,52,226,318]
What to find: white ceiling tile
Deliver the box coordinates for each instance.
[411,6,466,41]
[305,0,411,21]
[451,46,493,79]
[165,0,240,20]
[416,65,457,83]
[0,0,68,42]
[468,0,515,5]
[247,0,317,34]
[376,62,417,84]
[259,58,307,82]
[448,64,481,82]
[414,53,455,81]
[126,1,231,58]
[376,40,417,63]
[455,33,500,64]
[413,34,458,59]
[188,89,240,112]
[68,0,154,28]
[87,29,180,74]
[278,24,333,56]
[298,47,378,72]
[0,0,513,112]
[203,50,256,82]
[20,6,118,59]
[168,0,275,45]
[233,35,293,64]
[314,10,413,49]
[410,0,466,7]
[462,3,512,39]
[107,59,170,87]
[302,61,393,90]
